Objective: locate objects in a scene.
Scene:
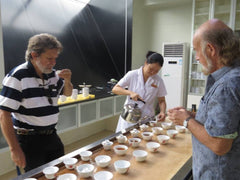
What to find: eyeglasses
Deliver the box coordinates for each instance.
[44,87,53,105]
[46,89,53,105]
[48,97,53,105]
[40,81,53,105]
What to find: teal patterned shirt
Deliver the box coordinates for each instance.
[194,66,240,180]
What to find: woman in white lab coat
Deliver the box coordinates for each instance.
[112,51,167,132]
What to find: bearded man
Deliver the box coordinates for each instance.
[0,33,73,172]
[168,19,240,180]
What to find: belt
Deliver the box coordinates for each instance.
[15,128,56,135]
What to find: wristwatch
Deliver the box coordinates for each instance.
[183,116,192,128]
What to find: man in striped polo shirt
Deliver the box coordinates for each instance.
[0,33,73,172]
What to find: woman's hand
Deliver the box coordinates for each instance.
[130,92,139,101]
[130,92,144,102]
[157,112,166,122]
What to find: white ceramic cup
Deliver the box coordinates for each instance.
[59,95,66,102]
[56,70,61,76]
[80,151,92,161]
[71,89,78,100]
[63,157,78,169]
[72,89,78,95]
[43,166,59,179]
[82,87,89,97]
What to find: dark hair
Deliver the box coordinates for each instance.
[25,33,63,61]
[146,51,164,66]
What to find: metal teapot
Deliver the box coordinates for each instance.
[121,103,142,123]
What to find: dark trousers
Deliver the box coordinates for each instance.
[17,132,64,172]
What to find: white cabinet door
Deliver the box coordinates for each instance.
[98,97,114,120]
[213,0,232,26]
[189,0,238,97]
[194,0,211,32]
[235,0,240,36]
[189,0,210,96]
[58,104,78,132]
[114,95,126,115]
[79,101,97,125]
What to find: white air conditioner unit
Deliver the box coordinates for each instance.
[161,42,189,110]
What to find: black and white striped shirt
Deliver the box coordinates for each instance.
[0,61,64,128]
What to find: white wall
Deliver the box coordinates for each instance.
[148,3,192,52]
[131,0,152,69]
[132,0,192,69]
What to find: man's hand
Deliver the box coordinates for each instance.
[57,69,72,82]
[11,146,26,168]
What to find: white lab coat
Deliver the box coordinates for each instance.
[115,67,167,132]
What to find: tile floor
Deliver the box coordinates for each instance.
[0,130,113,180]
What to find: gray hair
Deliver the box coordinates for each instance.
[25,33,63,61]
[201,27,240,66]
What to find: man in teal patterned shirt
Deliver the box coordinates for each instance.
[167,19,240,179]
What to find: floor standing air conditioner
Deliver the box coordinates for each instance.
[161,42,189,110]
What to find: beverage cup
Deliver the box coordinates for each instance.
[82,87,89,97]
[59,95,66,102]
[71,89,78,100]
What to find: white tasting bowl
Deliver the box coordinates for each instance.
[114,160,131,174]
